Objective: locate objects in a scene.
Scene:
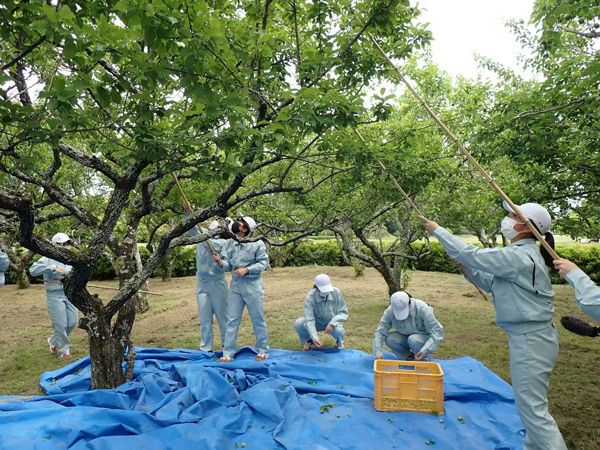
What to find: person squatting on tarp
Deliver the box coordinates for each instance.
[214,216,270,362]
[373,291,443,362]
[295,274,349,351]
[184,211,232,352]
[29,233,78,359]
[419,201,567,450]
[554,258,600,323]
[0,250,9,288]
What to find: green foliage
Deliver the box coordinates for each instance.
[409,242,462,274]
[157,246,196,278]
[91,254,117,280]
[352,258,366,277]
[547,245,600,284]
[284,241,342,267]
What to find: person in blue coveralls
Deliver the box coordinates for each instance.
[29,233,78,359]
[294,273,349,350]
[373,291,443,362]
[213,216,270,362]
[554,258,600,323]
[184,211,232,352]
[418,201,567,450]
[0,250,9,287]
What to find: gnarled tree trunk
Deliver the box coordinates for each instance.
[0,238,34,289]
[87,299,136,389]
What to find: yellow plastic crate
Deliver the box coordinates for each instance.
[374,359,444,414]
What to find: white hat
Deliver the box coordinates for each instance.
[52,233,71,244]
[390,291,410,320]
[314,274,334,293]
[242,216,257,233]
[502,201,552,233]
[209,220,219,230]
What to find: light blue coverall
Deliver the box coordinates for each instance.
[433,227,567,450]
[372,299,443,360]
[565,269,600,323]
[0,250,9,287]
[294,287,349,347]
[219,239,270,358]
[30,257,78,356]
[185,214,229,351]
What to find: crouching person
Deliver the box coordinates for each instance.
[295,274,349,350]
[373,291,443,361]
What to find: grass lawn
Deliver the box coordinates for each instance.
[1,267,599,449]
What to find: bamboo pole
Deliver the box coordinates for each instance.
[353,128,488,301]
[353,129,422,214]
[171,173,217,256]
[0,397,34,402]
[365,32,559,261]
[42,279,163,296]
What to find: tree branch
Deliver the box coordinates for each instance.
[512,99,585,119]
[556,24,600,38]
[1,36,47,72]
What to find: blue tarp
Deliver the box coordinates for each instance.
[0,347,526,449]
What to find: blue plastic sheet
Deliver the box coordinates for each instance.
[0,347,525,449]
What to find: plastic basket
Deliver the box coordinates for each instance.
[374,360,444,414]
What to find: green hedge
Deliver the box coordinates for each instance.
[8,241,600,284]
[284,241,342,267]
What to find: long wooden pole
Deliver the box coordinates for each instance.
[42,279,163,296]
[353,128,488,301]
[365,32,559,261]
[171,173,217,256]
[353,129,421,214]
[0,397,34,402]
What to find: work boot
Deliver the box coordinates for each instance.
[303,339,316,351]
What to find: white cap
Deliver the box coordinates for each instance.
[209,220,219,230]
[314,274,334,293]
[390,291,410,320]
[242,216,257,233]
[502,201,552,233]
[52,233,71,244]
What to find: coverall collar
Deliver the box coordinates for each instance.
[509,238,537,247]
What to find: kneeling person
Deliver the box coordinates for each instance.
[373,291,443,361]
[295,274,349,350]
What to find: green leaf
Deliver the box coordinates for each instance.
[96,86,111,108]
[63,39,77,60]
[581,65,600,77]
[43,4,59,22]
[31,20,47,34]
[143,2,155,15]
[114,0,130,12]
[144,25,156,46]
[302,88,321,99]
[46,119,60,131]
[59,5,76,21]
[552,4,570,16]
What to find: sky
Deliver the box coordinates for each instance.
[418,0,536,79]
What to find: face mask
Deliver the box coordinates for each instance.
[501,216,523,240]
[231,222,241,234]
[318,291,328,298]
[63,245,71,250]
